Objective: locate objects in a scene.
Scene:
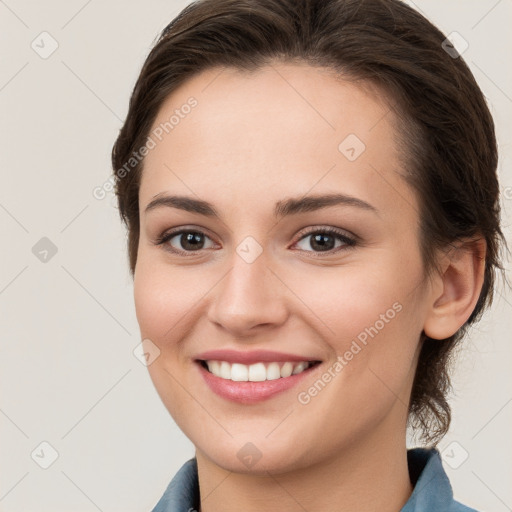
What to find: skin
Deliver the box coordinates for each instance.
[133,62,486,512]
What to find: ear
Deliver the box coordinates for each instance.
[423,237,486,340]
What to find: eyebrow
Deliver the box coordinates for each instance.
[144,192,379,218]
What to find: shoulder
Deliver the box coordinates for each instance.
[450,500,480,512]
[150,458,199,512]
[402,448,482,512]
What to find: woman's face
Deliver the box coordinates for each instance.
[134,63,433,473]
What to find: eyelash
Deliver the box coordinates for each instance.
[154,226,357,258]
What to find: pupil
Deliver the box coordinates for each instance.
[311,233,334,251]
[182,232,203,250]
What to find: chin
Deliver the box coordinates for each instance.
[194,431,319,476]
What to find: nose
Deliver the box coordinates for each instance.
[206,248,289,338]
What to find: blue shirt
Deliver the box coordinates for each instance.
[150,448,479,512]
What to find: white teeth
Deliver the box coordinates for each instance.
[207,360,220,375]
[231,363,249,381]
[292,361,308,375]
[266,362,281,380]
[203,360,315,381]
[219,361,231,380]
[248,363,266,382]
[280,362,293,378]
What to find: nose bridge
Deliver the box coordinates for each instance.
[207,240,288,333]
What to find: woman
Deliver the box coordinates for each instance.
[111,0,506,510]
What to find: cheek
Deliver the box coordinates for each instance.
[133,258,204,342]
[289,257,424,402]
[288,260,417,347]
[133,259,201,421]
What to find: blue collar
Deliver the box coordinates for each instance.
[150,448,478,512]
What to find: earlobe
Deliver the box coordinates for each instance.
[423,237,486,340]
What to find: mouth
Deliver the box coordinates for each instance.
[197,359,321,381]
[194,354,322,404]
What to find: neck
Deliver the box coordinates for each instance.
[196,418,413,512]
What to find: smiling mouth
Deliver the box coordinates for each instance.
[198,360,321,382]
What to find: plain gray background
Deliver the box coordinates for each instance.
[1,1,511,511]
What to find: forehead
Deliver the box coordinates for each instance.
[139,62,417,223]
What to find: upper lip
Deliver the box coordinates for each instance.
[195,349,322,365]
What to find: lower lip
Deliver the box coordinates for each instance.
[196,361,319,404]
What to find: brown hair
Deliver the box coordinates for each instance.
[111,0,507,446]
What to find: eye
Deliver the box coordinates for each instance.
[293,227,356,255]
[154,226,357,257]
[155,228,216,255]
